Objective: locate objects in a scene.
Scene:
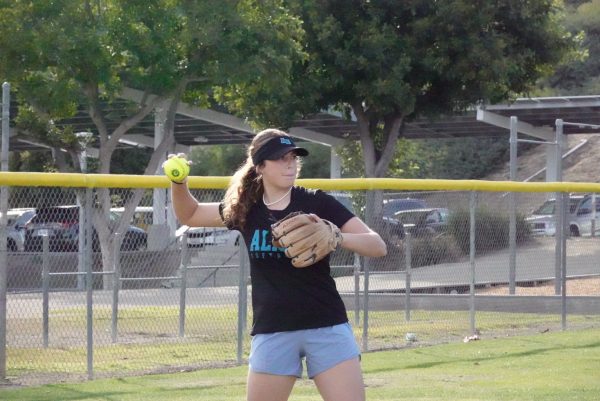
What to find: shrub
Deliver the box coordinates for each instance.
[370,232,463,271]
[446,208,531,254]
[408,234,463,267]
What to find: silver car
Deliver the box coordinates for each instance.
[525,194,599,237]
[569,195,600,236]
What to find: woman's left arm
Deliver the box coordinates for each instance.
[339,217,387,257]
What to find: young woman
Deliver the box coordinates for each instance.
[168,128,387,401]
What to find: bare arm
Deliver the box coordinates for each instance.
[339,217,387,257]
[170,182,225,228]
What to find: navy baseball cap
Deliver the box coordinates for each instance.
[252,136,309,166]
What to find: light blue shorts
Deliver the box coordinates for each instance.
[249,322,360,379]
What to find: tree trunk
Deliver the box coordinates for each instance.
[353,106,406,272]
[92,83,186,289]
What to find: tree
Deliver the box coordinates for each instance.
[0,0,304,283]
[220,0,575,225]
[338,136,516,180]
[541,0,600,94]
[189,144,247,176]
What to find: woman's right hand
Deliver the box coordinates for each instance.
[162,153,192,184]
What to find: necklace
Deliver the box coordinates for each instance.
[263,187,292,207]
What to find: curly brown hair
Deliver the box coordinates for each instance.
[222,129,302,230]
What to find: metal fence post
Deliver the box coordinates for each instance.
[561,191,568,330]
[237,233,248,364]
[84,188,93,380]
[42,235,50,348]
[362,258,370,352]
[111,233,122,343]
[353,254,361,327]
[77,191,86,291]
[592,193,596,238]
[469,191,477,335]
[404,233,412,322]
[0,81,10,381]
[179,233,188,338]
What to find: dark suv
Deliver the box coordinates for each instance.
[24,206,147,252]
[380,198,428,239]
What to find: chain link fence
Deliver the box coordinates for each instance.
[1,179,600,385]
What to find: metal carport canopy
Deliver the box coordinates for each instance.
[8,90,600,152]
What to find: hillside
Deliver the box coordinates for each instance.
[414,133,600,216]
[484,133,600,184]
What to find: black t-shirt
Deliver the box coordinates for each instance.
[222,186,355,335]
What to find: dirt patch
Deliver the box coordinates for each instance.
[477,276,600,296]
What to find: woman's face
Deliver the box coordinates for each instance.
[259,151,298,189]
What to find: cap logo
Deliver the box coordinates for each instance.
[280,138,292,145]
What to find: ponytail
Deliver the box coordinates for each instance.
[222,159,262,230]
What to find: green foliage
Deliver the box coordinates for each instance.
[447,208,532,254]
[189,144,247,176]
[111,148,152,175]
[9,151,54,173]
[409,235,463,267]
[338,138,423,178]
[0,0,304,172]
[372,233,464,272]
[297,142,332,178]
[540,0,600,95]
[209,1,307,127]
[339,136,511,179]
[416,138,512,179]
[210,0,575,185]
[187,141,331,177]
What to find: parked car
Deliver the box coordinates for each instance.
[383,198,428,217]
[110,206,169,231]
[569,195,600,236]
[24,206,147,252]
[381,198,428,239]
[525,194,599,237]
[394,207,449,236]
[3,208,35,251]
[176,225,240,248]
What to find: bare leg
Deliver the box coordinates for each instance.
[313,358,365,401]
[247,370,297,401]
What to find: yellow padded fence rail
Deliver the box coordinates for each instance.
[2,172,600,193]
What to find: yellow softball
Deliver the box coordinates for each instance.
[163,156,190,183]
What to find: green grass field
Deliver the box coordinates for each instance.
[9,306,599,382]
[2,327,599,401]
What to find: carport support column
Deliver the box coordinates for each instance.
[554,119,565,295]
[545,146,557,182]
[152,106,177,249]
[154,106,167,226]
[330,147,341,178]
[508,117,517,295]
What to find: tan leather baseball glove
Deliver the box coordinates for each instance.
[271,211,343,268]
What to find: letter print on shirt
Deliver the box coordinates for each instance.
[249,229,286,260]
